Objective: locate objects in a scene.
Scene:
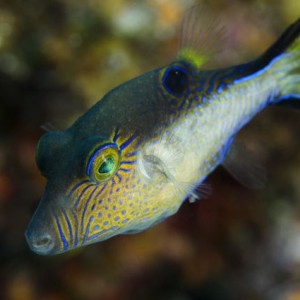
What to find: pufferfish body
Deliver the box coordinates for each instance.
[25,8,300,255]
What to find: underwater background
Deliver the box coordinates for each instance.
[0,0,300,299]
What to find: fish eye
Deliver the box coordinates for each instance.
[162,65,188,95]
[86,144,120,182]
[98,157,115,174]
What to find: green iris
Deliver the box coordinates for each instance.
[98,157,115,174]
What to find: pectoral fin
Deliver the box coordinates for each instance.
[222,142,267,190]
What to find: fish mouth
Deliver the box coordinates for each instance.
[25,228,55,255]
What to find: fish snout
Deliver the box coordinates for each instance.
[25,227,55,255]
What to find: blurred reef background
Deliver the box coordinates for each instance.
[0,0,300,299]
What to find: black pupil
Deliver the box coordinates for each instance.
[164,67,188,95]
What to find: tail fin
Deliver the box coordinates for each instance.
[261,18,300,103]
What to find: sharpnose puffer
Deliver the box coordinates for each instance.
[25,9,300,255]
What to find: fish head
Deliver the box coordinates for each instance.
[25,64,197,255]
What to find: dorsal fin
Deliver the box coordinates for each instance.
[177,5,226,68]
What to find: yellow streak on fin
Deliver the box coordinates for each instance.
[177,48,209,68]
[177,4,227,69]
